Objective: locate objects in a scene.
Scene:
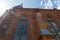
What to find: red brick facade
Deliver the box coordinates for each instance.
[0,6,60,40]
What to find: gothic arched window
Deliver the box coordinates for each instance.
[47,18,60,39]
[47,17,59,33]
[13,16,28,40]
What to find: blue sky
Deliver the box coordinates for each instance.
[0,0,60,17]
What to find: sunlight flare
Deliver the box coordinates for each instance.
[0,2,7,17]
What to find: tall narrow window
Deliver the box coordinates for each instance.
[47,18,56,33]
[13,16,28,40]
[47,18,60,33]
[47,18,60,40]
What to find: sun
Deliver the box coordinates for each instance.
[0,2,7,17]
[0,2,7,11]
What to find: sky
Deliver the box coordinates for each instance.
[0,0,60,17]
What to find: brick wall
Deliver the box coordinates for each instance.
[0,7,60,40]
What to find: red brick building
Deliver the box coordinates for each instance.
[0,5,60,40]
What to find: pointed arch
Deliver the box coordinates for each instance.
[13,16,28,40]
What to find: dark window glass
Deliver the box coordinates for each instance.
[47,18,60,40]
[13,16,27,40]
[47,18,56,33]
[47,18,60,33]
